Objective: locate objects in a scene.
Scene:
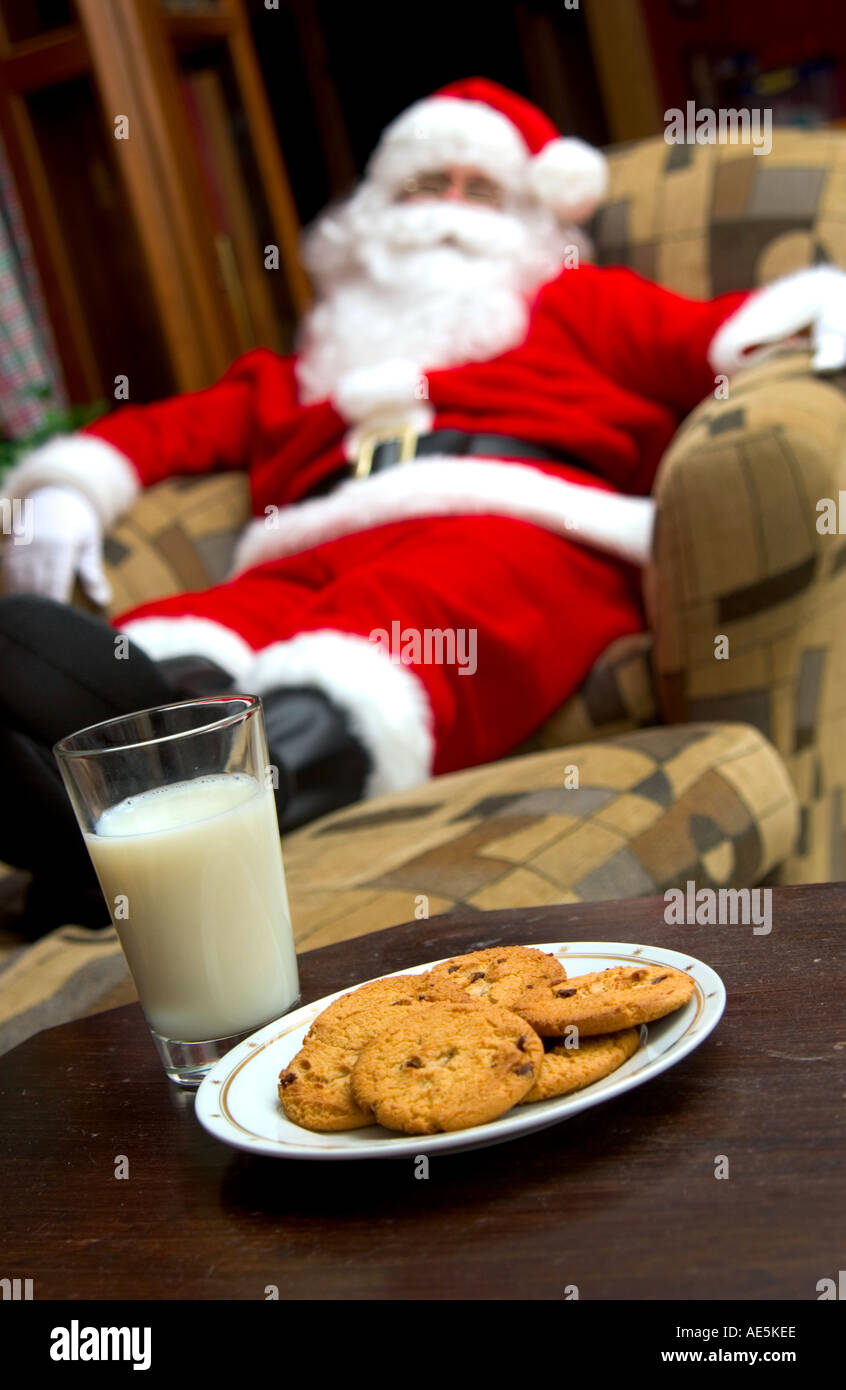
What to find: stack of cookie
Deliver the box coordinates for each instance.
[277,945,695,1136]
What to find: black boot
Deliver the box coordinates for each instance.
[147,663,372,827]
[261,685,371,831]
[152,653,235,698]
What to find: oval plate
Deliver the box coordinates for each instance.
[195,941,725,1160]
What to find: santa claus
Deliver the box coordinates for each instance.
[2,78,846,932]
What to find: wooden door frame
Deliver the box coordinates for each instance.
[76,0,240,391]
[583,0,663,143]
[225,0,312,316]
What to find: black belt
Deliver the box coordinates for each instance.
[362,428,589,476]
[304,429,595,499]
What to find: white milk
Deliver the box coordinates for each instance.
[85,773,299,1040]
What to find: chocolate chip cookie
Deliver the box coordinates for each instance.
[306,973,432,1052]
[278,1037,373,1131]
[519,1027,641,1103]
[423,945,566,1010]
[512,964,695,1037]
[350,1001,544,1134]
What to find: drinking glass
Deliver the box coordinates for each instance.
[55,695,300,1086]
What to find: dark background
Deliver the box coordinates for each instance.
[251,0,609,226]
[251,0,846,228]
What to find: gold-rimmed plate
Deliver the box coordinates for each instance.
[195,942,725,1159]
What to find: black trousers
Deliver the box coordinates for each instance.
[0,595,183,932]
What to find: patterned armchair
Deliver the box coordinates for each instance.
[73,129,846,942]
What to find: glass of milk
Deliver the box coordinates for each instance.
[54,695,300,1086]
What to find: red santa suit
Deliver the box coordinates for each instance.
[53,264,745,791]
[1,80,762,798]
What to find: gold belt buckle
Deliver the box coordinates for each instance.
[354,422,419,479]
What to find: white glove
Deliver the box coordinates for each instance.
[332,359,427,423]
[709,265,846,376]
[0,485,112,605]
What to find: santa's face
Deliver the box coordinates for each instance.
[367,164,520,274]
[394,165,506,208]
[295,162,577,405]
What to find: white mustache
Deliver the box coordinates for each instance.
[300,180,581,300]
[376,202,525,257]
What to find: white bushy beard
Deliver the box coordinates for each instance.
[295,182,581,404]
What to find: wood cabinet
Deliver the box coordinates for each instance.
[0,0,309,405]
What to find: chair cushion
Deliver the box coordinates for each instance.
[521,632,656,751]
[281,722,796,951]
[97,473,251,618]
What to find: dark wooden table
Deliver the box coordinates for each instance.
[1,885,844,1300]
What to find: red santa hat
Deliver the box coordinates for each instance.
[365,76,608,223]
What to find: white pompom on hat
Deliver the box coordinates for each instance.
[365,76,608,224]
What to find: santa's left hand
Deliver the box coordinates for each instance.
[708,265,846,376]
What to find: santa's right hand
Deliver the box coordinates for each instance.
[0,484,112,606]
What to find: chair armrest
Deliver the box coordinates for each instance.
[646,349,846,882]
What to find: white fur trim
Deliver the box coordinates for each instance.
[529,139,609,222]
[367,96,529,196]
[247,630,434,797]
[230,457,656,576]
[116,616,255,685]
[0,433,140,529]
[708,266,846,374]
[332,359,427,424]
